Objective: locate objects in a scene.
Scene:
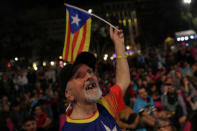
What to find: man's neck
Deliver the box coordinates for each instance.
[70,103,97,119]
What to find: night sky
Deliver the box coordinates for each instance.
[0,0,197,60]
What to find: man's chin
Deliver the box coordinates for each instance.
[85,90,102,103]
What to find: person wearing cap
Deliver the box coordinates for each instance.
[60,26,130,131]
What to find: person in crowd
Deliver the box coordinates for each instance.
[31,103,52,130]
[17,69,29,97]
[59,26,130,131]
[161,82,187,129]
[11,101,25,130]
[182,62,192,77]
[148,83,163,111]
[0,102,15,131]
[45,67,56,84]
[180,77,197,111]
[154,118,176,131]
[173,70,182,91]
[124,80,137,107]
[133,87,157,131]
[21,115,41,131]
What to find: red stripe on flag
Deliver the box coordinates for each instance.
[64,18,71,60]
[77,23,87,55]
[71,30,80,63]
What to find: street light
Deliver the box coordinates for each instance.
[183,0,191,4]
[183,0,192,29]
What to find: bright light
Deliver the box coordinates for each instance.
[113,53,116,58]
[43,61,46,67]
[63,62,67,66]
[190,35,194,39]
[59,56,63,59]
[126,45,130,50]
[33,62,38,71]
[104,54,108,57]
[50,61,55,66]
[14,57,18,61]
[171,46,175,50]
[110,56,114,60]
[128,19,131,24]
[181,37,185,41]
[186,43,189,46]
[177,37,181,41]
[123,19,126,26]
[183,0,191,4]
[185,36,189,41]
[104,54,108,61]
[88,9,92,13]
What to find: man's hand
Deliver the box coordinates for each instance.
[109,26,125,55]
[110,26,124,45]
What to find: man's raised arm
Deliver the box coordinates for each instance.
[110,26,130,95]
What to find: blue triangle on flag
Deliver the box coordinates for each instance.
[66,6,91,34]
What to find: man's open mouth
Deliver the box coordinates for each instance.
[85,83,96,90]
[84,79,97,91]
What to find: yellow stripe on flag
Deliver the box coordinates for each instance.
[82,18,91,51]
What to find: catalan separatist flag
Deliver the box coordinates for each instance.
[62,4,92,63]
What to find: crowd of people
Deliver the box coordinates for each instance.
[1,35,197,130]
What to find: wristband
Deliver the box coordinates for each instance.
[116,55,127,59]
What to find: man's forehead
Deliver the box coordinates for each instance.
[70,64,93,79]
[74,64,92,73]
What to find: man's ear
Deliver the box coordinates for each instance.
[65,88,74,102]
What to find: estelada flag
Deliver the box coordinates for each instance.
[63,5,92,63]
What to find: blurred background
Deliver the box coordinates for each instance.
[0,0,197,70]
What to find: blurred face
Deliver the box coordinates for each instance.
[23,120,37,131]
[167,84,174,93]
[143,80,147,86]
[67,64,102,104]
[175,71,182,78]
[138,88,147,100]
[157,121,172,131]
[165,78,173,85]
[183,77,189,85]
[34,106,42,116]
[137,79,142,86]
[2,96,8,104]
[13,106,20,112]
[151,85,156,92]
[3,104,10,112]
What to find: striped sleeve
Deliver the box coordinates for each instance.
[98,84,125,117]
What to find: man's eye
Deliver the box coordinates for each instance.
[87,69,93,74]
[75,72,85,79]
[75,73,82,78]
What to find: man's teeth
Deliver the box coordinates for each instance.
[86,83,96,90]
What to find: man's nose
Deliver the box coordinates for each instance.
[86,71,93,78]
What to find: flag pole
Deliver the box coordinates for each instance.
[64,3,120,32]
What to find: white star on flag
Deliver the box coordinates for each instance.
[101,121,117,131]
[71,14,81,26]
